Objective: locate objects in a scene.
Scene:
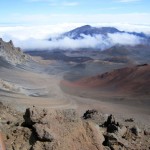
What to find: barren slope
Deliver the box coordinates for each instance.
[73,64,150,95]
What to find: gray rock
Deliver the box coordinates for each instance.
[118,126,127,137]
[103,133,130,149]
[125,118,134,122]
[23,107,48,126]
[107,124,118,133]
[62,109,79,122]
[33,124,54,142]
[104,114,119,128]
[144,130,150,135]
[131,126,141,136]
[83,109,98,119]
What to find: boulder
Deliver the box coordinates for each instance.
[103,114,123,135]
[107,124,118,133]
[118,126,127,137]
[22,107,104,150]
[83,109,98,119]
[144,130,150,135]
[23,107,48,126]
[131,126,141,136]
[125,118,134,122]
[104,115,119,127]
[33,124,54,142]
[103,133,130,150]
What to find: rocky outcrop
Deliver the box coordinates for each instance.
[82,111,150,150]
[0,38,31,65]
[83,109,98,119]
[101,115,149,150]
[33,124,54,142]
[22,106,104,150]
[0,104,150,150]
[130,125,141,136]
[0,78,31,95]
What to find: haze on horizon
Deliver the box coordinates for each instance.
[0,0,150,50]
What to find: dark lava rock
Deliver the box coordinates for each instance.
[125,118,134,122]
[103,133,129,150]
[144,130,150,135]
[107,124,118,133]
[137,63,148,67]
[104,114,119,128]
[23,107,48,127]
[83,109,98,119]
[6,121,12,125]
[131,126,141,136]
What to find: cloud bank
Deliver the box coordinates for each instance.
[12,33,144,51]
[0,23,149,51]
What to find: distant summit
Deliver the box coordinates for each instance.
[62,25,120,39]
[49,25,149,40]
[0,38,30,65]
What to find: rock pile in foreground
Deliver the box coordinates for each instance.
[0,102,150,150]
[22,106,104,150]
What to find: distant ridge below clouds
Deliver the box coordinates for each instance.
[61,25,121,39]
[0,24,150,51]
[54,25,149,40]
[44,25,150,51]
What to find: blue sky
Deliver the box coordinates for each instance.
[0,0,150,25]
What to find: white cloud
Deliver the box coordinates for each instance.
[13,35,106,50]
[1,23,150,41]
[0,24,83,40]
[108,33,143,45]
[94,23,150,35]
[0,23,149,51]
[12,33,144,51]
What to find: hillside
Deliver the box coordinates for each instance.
[75,64,150,95]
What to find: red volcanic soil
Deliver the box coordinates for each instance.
[62,64,150,95]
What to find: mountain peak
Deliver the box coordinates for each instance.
[62,25,120,39]
[76,25,92,29]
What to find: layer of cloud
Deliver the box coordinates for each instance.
[0,23,148,51]
[10,33,144,51]
[13,35,106,50]
[107,33,143,45]
[0,24,82,40]
[1,23,150,40]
